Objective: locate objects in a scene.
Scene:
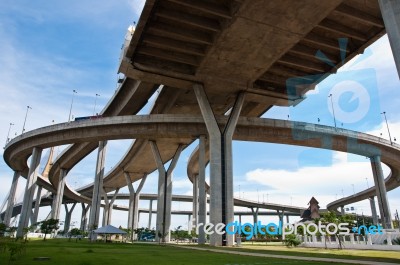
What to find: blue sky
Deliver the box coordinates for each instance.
[1,1,400,230]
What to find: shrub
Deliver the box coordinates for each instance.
[283,234,301,247]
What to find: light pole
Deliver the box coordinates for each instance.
[4,122,14,147]
[381,111,392,145]
[351,184,355,195]
[22,106,32,134]
[328,94,337,128]
[93,93,100,115]
[68,90,77,122]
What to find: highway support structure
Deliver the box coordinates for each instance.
[194,83,245,246]
[3,171,20,226]
[147,199,153,229]
[80,203,90,231]
[16,147,42,238]
[369,196,379,225]
[88,141,107,241]
[51,169,67,220]
[150,141,183,243]
[31,185,43,224]
[63,202,77,233]
[370,155,393,229]
[379,0,400,80]
[124,172,147,240]
[102,188,120,226]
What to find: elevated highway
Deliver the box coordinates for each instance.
[3,0,399,246]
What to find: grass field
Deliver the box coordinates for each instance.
[1,239,399,265]
[195,242,400,264]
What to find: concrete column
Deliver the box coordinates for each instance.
[350,233,355,244]
[369,196,379,225]
[194,83,245,246]
[341,206,345,215]
[51,169,67,220]
[63,203,77,233]
[17,147,42,238]
[148,199,153,229]
[80,203,90,231]
[379,0,400,79]
[150,141,182,243]
[370,155,392,228]
[88,141,107,241]
[102,188,119,226]
[124,172,147,240]
[251,207,259,224]
[198,135,207,244]
[4,171,20,226]
[238,214,242,224]
[192,174,199,228]
[31,185,43,224]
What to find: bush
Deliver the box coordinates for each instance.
[283,234,301,247]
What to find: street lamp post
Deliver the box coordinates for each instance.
[22,106,32,134]
[328,94,337,128]
[68,90,77,122]
[351,184,355,195]
[93,93,100,115]
[4,122,14,147]
[381,111,392,145]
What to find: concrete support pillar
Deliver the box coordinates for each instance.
[370,155,392,228]
[80,203,90,231]
[192,174,199,228]
[102,188,119,226]
[4,171,20,226]
[188,214,191,232]
[286,215,289,224]
[379,0,400,80]
[148,200,153,229]
[194,83,245,246]
[251,207,259,224]
[341,206,345,215]
[198,135,207,244]
[369,196,379,225]
[31,185,43,224]
[238,214,242,224]
[88,141,107,241]
[150,141,182,243]
[63,203,77,233]
[350,233,355,244]
[51,169,67,220]
[124,172,147,240]
[17,147,42,238]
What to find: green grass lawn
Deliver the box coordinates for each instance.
[193,242,400,264]
[0,238,361,265]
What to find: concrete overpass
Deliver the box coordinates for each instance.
[4,115,400,237]
[2,0,400,246]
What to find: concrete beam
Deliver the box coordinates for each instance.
[17,147,42,238]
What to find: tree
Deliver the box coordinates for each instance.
[0,223,7,237]
[40,219,59,241]
[68,228,82,242]
[318,211,354,249]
